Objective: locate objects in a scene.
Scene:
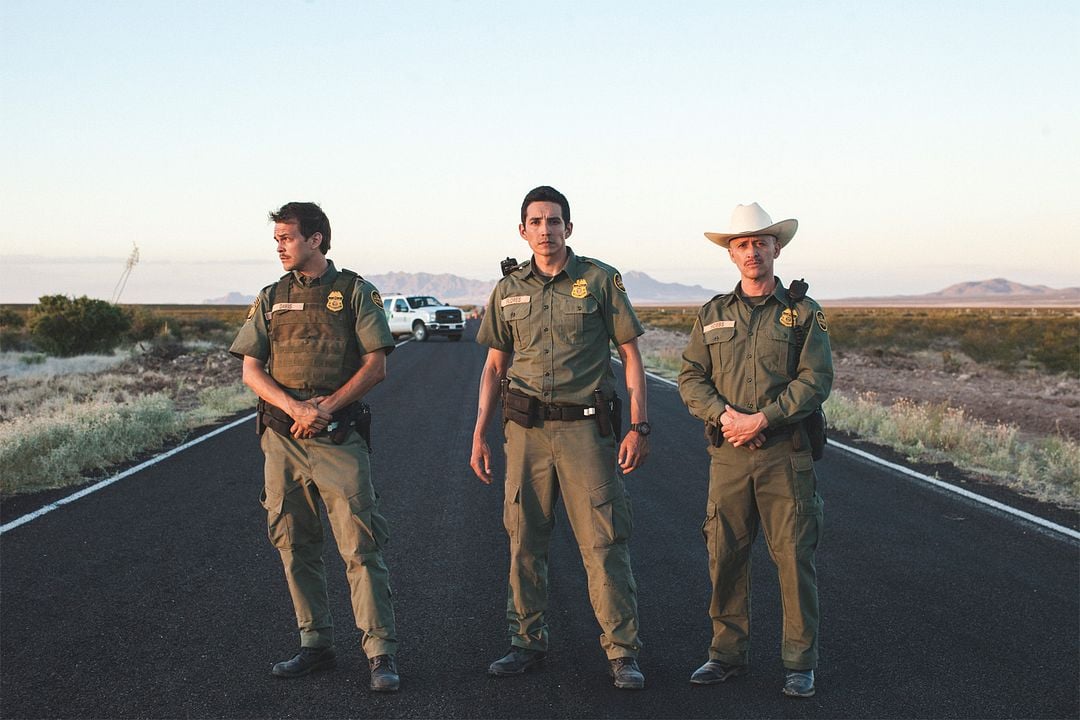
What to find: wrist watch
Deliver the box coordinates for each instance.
[629,422,652,436]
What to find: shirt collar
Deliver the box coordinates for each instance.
[515,247,581,281]
[725,276,787,306]
[292,259,337,287]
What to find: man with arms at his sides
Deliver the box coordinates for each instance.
[230,202,401,692]
[470,186,652,690]
[678,202,833,698]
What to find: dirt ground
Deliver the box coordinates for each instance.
[834,349,1079,441]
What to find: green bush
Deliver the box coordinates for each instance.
[28,295,131,357]
[0,308,26,329]
[126,307,181,343]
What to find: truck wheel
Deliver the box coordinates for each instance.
[448,334,462,342]
[412,321,429,342]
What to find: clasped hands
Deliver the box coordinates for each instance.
[290,396,332,439]
[719,404,768,449]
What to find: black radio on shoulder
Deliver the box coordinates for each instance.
[500,257,519,276]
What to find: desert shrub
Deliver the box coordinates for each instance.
[28,295,131,357]
[0,307,33,352]
[0,308,26,329]
[127,307,182,343]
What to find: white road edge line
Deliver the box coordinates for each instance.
[623,358,1080,542]
[0,414,254,535]
[1,337,415,536]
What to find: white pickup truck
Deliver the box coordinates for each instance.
[382,294,465,342]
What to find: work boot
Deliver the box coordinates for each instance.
[271,646,337,678]
[368,654,400,692]
[609,657,645,690]
[488,647,546,676]
[690,659,748,685]
[782,669,815,697]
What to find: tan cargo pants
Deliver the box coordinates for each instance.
[502,418,641,659]
[702,432,823,670]
[260,429,397,657]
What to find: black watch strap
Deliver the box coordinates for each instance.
[629,422,651,436]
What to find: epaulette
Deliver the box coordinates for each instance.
[577,255,617,276]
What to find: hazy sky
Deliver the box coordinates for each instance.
[2,0,1078,303]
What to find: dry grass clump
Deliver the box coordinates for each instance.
[0,394,181,494]
[0,346,253,496]
[825,391,1079,509]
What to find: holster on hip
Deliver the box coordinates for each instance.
[347,403,373,450]
[803,407,827,461]
[705,421,724,447]
[593,389,622,438]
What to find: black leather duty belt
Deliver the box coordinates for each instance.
[537,404,596,421]
[763,424,797,440]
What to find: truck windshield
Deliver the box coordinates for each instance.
[407,296,442,308]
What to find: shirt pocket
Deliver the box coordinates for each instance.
[501,298,532,346]
[554,293,600,346]
[704,326,736,372]
[769,325,797,372]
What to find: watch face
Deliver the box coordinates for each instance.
[633,422,652,436]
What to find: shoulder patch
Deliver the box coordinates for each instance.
[614,273,627,293]
[371,289,382,307]
[246,298,259,321]
[816,310,828,332]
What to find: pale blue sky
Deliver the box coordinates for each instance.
[2,0,1077,303]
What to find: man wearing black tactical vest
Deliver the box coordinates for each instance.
[230,202,400,692]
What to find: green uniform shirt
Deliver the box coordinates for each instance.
[477,248,644,406]
[678,277,833,428]
[229,260,395,398]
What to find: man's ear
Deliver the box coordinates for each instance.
[518,224,528,241]
[564,222,573,238]
[308,232,323,247]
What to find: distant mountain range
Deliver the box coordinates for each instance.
[204,275,1080,307]
[204,270,722,306]
[828,278,1080,306]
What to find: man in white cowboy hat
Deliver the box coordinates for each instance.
[677,202,833,698]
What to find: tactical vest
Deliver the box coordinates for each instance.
[267,269,362,392]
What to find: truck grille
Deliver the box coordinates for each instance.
[435,310,462,323]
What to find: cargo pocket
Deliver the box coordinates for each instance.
[703,326,735,372]
[701,500,719,556]
[590,482,632,547]
[790,452,816,500]
[345,492,382,556]
[503,481,521,544]
[260,488,292,549]
[795,493,824,551]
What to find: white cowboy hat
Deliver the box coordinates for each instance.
[704,202,798,248]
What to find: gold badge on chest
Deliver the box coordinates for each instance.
[327,290,344,312]
[571,278,589,299]
[779,308,799,327]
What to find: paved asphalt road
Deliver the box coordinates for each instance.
[2,321,1077,719]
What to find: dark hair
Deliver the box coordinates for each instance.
[520,186,570,225]
[269,202,331,254]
